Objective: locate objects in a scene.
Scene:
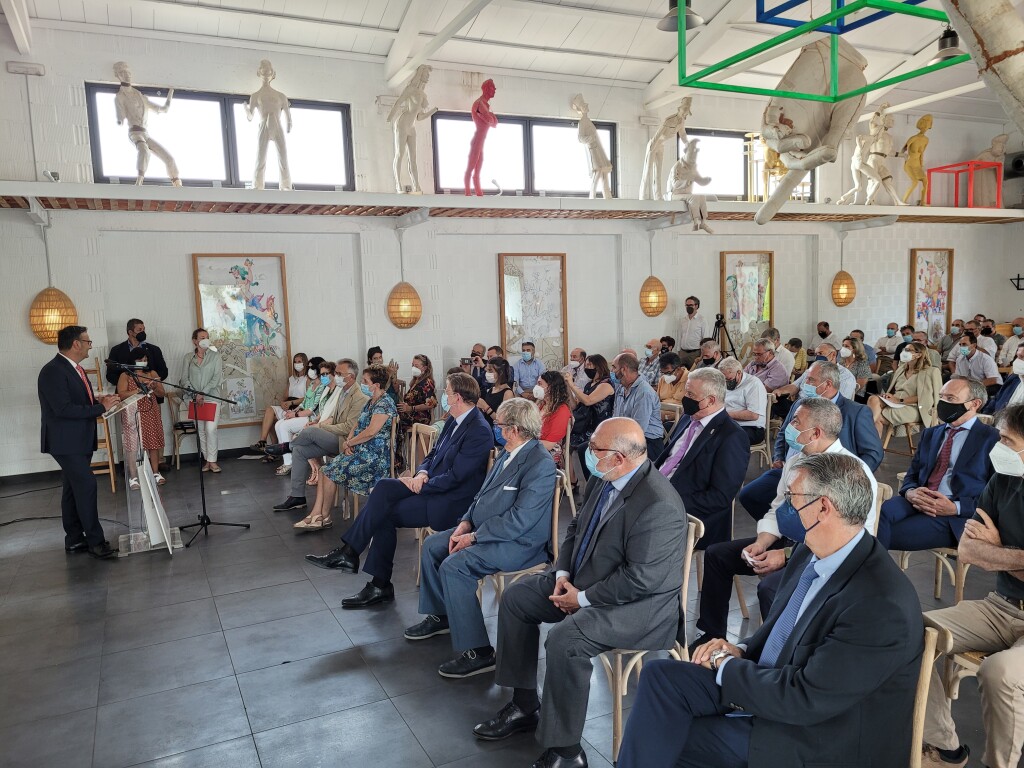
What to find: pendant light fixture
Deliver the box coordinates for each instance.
[657,0,704,32]
[928,26,966,66]
[29,217,78,344]
[639,233,669,317]
[386,229,423,329]
[830,232,856,307]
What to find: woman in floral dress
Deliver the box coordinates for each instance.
[395,353,436,473]
[117,346,166,489]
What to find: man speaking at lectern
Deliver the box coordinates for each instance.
[38,325,120,559]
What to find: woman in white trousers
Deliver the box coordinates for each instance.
[183,328,224,472]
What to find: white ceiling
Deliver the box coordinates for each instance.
[2,0,1021,122]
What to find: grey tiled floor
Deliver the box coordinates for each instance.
[0,451,1000,767]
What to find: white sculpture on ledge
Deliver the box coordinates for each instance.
[246,59,292,191]
[837,103,906,206]
[639,97,692,201]
[972,133,1009,208]
[756,38,868,224]
[667,139,714,234]
[113,61,181,186]
[387,65,437,194]
[570,93,613,199]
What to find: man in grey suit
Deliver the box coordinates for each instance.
[405,398,558,678]
[473,418,688,768]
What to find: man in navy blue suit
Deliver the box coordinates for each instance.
[307,372,493,608]
[654,368,750,549]
[738,362,882,522]
[877,377,998,551]
[37,325,120,559]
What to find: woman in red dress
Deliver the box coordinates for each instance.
[117,346,167,489]
[535,370,572,469]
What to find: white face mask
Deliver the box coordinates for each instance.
[532,384,545,400]
[485,372,497,384]
[410,366,422,377]
[198,338,212,350]
[899,350,914,363]
[307,369,316,380]
[839,347,853,359]
[662,374,676,384]
[989,442,1024,477]
[1013,359,1024,376]
[569,360,581,369]
[294,362,304,372]
[334,374,346,386]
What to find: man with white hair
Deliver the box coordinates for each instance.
[774,342,857,402]
[998,316,1024,366]
[697,339,723,369]
[744,338,788,392]
[718,357,768,445]
[761,328,794,377]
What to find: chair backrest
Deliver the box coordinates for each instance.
[410,422,438,468]
[550,469,566,561]
[911,618,954,768]
[388,416,399,478]
[976,413,994,426]
[873,482,893,537]
[681,515,705,616]
[664,403,686,441]
[562,416,574,466]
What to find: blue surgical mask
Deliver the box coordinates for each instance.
[902,334,913,343]
[784,423,812,453]
[320,374,330,385]
[814,355,828,362]
[493,425,507,447]
[1014,326,1023,337]
[441,392,450,412]
[359,383,372,397]
[609,371,618,386]
[522,351,533,362]
[886,329,896,338]
[800,381,821,399]
[644,347,653,358]
[776,497,822,543]
[584,447,608,479]
[959,346,970,357]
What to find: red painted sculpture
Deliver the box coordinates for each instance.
[464,79,498,196]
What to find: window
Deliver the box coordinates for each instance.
[86,84,354,189]
[432,112,617,197]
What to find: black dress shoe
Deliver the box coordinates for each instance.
[340,581,394,609]
[305,546,359,573]
[88,541,118,560]
[438,649,495,679]
[404,614,450,641]
[473,701,540,741]
[273,496,307,511]
[65,538,88,553]
[264,443,288,456]
[530,748,587,768]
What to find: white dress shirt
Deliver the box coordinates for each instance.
[679,313,709,350]
[725,373,768,427]
[774,344,795,376]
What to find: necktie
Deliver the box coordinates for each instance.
[75,364,95,404]
[926,427,963,491]
[659,420,703,479]
[572,481,616,576]
[759,560,819,668]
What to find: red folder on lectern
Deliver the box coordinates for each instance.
[188,402,216,422]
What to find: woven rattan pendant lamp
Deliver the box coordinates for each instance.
[386,230,423,329]
[29,219,78,344]
[640,234,669,317]
[831,232,856,307]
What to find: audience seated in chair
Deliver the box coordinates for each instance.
[982,345,1024,414]
[920,404,1024,768]
[877,377,998,552]
[472,418,687,768]
[867,341,941,438]
[265,358,333,475]
[290,366,397,532]
[690,398,878,652]
[743,338,788,392]
[610,353,665,460]
[739,362,882,523]
[996,316,1024,366]
[534,371,572,469]
[405,397,557,679]
[786,337,807,377]
[655,352,688,414]
[565,354,615,485]
[305,373,492,607]
[952,331,1002,398]
[760,328,794,377]
[653,368,750,549]
[252,351,311,452]
[839,336,872,400]
[718,357,768,445]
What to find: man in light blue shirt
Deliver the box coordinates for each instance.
[512,340,546,397]
[611,353,665,459]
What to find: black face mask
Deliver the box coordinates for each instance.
[660,346,669,354]
[726,379,739,391]
[701,357,716,367]
[818,330,829,339]
[686,306,696,315]
[936,399,969,424]
[135,331,147,344]
[583,367,596,377]
[981,328,993,336]
[681,395,703,416]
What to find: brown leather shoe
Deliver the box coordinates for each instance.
[920,745,969,768]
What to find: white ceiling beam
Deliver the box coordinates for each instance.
[387,0,495,89]
[858,81,987,121]
[493,0,663,23]
[424,33,669,66]
[385,0,429,82]
[702,32,827,83]
[859,35,947,107]
[0,0,32,54]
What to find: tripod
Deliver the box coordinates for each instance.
[713,313,739,360]
[172,380,250,547]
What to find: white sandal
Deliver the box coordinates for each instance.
[154,473,166,485]
[128,477,140,490]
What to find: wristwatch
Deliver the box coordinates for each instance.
[783,546,793,562]
[709,648,731,671]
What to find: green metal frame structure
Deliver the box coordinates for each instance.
[677,0,971,103]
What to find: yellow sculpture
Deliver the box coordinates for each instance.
[900,114,932,205]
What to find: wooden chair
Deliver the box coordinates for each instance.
[945,648,987,703]
[911,618,954,768]
[600,515,705,763]
[874,482,893,537]
[749,392,775,469]
[165,389,197,471]
[82,357,117,493]
[976,413,994,426]
[343,417,398,521]
[661,402,682,439]
[882,421,919,456]
[694,501,750,620]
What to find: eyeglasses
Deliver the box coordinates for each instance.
[587,443,621,456]
[77,338,93,346]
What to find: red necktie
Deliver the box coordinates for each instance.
[926,427,962,490]
[75,364,95,404]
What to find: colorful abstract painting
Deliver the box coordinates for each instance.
[720,251,773,351]
[192,254,291,427]
[909,249,953,345]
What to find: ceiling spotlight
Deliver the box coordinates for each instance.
[657,0,704,32]
[928,26,966,65]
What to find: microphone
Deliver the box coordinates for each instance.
[104,358,146,369]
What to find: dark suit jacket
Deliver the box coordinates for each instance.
[982,375,1021,415]
[654,409,749,547]
[553,461,687,650]
[38,354,105,455]
[106,339,168,387]
[721,534,924,768]
[417,407,493,526]
[899,420,999,538]
[774,394,883,470]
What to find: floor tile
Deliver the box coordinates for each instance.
[0,657,100,729]
[197,534,289,569]
[236,648,386,732]
[125,736,261,768]
[214,579,327,630]
[223,609,352,673]
[0,586,107,638]
[205,555,307,597]
[94,677,250,768]
[99,631,233,704]
[0,617,104,674]
[253,699,432,768]
[103,598,222,654]
[105,569,212,616]
[0,707,95,768]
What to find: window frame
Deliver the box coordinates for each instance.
[431,111,618,197]
[85,82,356,191]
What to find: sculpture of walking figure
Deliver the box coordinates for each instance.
[899,114,932,205]
[667,139,714,233]
[639,97,691,200]
[570,93,613,199]
[113,61,181,186]
[388,65,438,194]
[464,79,498,196]
[246,59,293,191]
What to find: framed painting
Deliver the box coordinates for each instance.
[720,251,774,350]
[909,249,954,345]
[192,254,291,428]
[498,253,568,370]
